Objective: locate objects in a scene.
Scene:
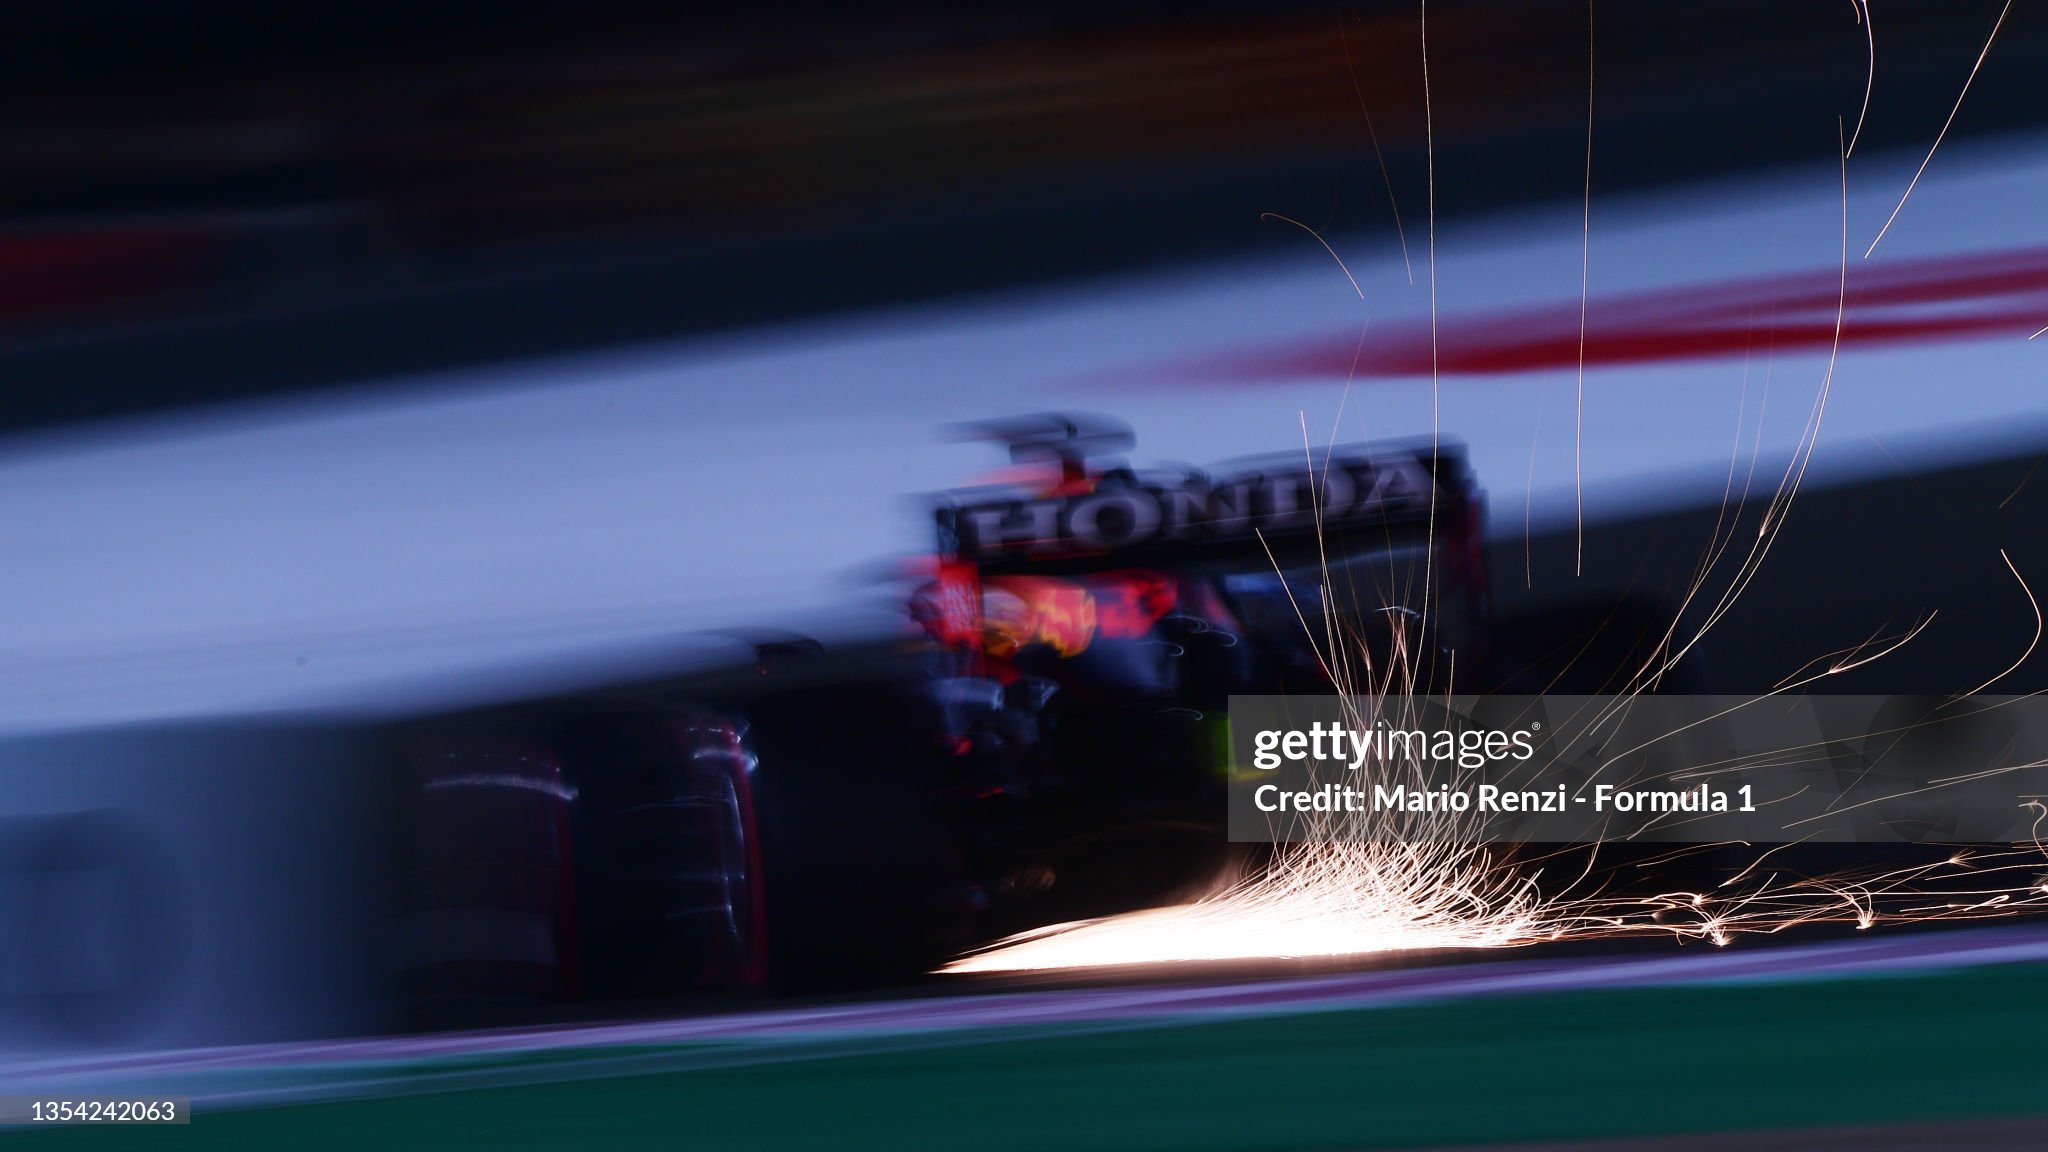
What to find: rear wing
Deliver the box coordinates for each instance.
[934,440,1476,577]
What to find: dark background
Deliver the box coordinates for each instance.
[3,1,2041,433]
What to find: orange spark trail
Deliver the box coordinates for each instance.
[1865,0,2015,259]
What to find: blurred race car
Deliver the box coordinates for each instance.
[383,415,1491,1011]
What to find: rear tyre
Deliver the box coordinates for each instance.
[563,709,767,997]
[391,730,580,1027]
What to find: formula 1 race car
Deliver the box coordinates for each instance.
[383,415,1504,1013]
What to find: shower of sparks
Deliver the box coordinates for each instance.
[946,630,1558,974]
[945,562,2048,975]
[940,4,2048,979]
[945,641,2048,975]
[943,848,1543,973]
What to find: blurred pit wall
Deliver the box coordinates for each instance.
[0,726,398,1056]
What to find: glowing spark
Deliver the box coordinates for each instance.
[1524,404,1543,588]
[2031,324,2048,340]
[1723,838,1812,888]
[1338,19,1415,284]
[1824,612,1939,676]
[1574,0,1594,578]
[1865,434,1929,497]
[1846,0,1875,158]
[1422,0,1442,649]
[1772,612,1938,689]
[1784,757,2048,830]
[1999,456,2043,508]
[1642,120,1851,688]
[1962,549,2043,697]
[1259,213,1365,301]
[1864,0,2015,259]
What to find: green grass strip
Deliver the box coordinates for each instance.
[12,961,2046,1151]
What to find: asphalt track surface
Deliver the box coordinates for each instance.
[8,920,2048,1149]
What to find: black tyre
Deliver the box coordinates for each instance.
[391,731,581,1022]
[563,709,767,997]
